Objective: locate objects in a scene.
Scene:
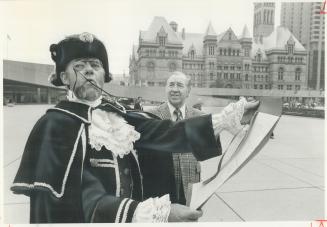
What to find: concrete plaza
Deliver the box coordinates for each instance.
[2,104,325,223]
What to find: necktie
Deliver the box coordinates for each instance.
[172,108,185,204]
[173,109,183,121]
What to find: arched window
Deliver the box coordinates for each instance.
[169,62,176,72]
[288,44,294,54]
[295,68,301,80]
[278,67,284,80]
[190,50,195,59]
[159,37,166,46]
[147,62,155,72]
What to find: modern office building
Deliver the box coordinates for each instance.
[3,60,66,104]
[281,2,325,90]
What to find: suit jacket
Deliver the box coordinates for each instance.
[139,102,220,203]
[134,102,143,110]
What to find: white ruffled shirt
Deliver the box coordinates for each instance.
[68,94,247,222]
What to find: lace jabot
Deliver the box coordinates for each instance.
[89,108,140,158]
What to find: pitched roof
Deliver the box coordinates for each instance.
[220,28,238,42]
[205,22,217,36]
[140,16,182,44]
[262,26,305,51]
[240,25,251,39]
[179,32,204,55]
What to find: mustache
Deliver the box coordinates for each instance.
[170,92,181,95]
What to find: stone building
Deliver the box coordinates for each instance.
[129,16,308,91]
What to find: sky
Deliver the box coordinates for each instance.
[0,0,284,75]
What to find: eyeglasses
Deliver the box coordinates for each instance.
[72,59,103,71]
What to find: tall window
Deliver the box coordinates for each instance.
[245,74,248,81]
[209,46,215,55]
[278,67,284,80]
[159,37,166,46]
[147,62,155,72]
[210,73,214,80]
[190,50,195,59]
[287,44,294,54]
[295,68,301,80]
[228,32,232,40]
[244,48,249,57]
[147,62,155,78]
[169,63,176,72]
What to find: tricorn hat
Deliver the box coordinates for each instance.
[49,32,112,86]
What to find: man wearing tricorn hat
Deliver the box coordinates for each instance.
[11,32,259,223]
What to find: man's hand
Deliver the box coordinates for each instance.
[168,204,203,222]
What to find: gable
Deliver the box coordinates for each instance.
[220,29,238,42]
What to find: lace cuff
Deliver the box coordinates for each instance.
[212,97,247,135]
[132,194,171,222]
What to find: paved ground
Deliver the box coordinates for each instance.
[2,104,325,223]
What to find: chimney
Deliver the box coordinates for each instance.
[169,21,178,32]
[182,28,185,40]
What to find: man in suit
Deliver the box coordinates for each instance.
[134,96,143,110]
[139,71,221,205]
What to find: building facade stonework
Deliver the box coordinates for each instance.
[129,16,308,91]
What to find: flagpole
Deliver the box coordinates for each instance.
[6,34,11,59]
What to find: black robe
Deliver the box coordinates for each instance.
[11,100,220,223]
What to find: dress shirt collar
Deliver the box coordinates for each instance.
[167,101,186,120]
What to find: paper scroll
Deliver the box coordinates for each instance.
[187,97,282,209]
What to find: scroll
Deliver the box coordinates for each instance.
[187,97,282,209]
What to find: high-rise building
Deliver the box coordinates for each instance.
[281,2,325,90]
[253,2,275,38]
